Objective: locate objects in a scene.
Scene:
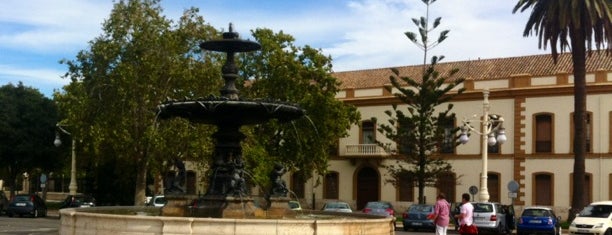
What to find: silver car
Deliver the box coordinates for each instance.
[322,201,352,213]
[472,202,514,234]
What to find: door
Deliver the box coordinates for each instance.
[356,167,379,210]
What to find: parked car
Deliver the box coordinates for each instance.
[322,201,352,213]
[6,194,47,218]
[402,204,435,231]
[363,201,396,229]
[569,201,612,235]
[517,206,561,235]
[288,200,302,211]
[147,195,166,207]
[472,202,514,234]
[0,191,8,215]
[60,194,96,209]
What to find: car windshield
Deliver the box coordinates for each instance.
[410,205,433,212]
[13,196,30,202]
[522,209,550,217]
[326,203,349,209]
[473,203,494,213]
[366,202,391,209]
[579,205,612,218]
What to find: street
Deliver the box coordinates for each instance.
[0,214,59,235]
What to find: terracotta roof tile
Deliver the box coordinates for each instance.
[333,51,612,89]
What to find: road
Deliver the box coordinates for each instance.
[0,214,59,235]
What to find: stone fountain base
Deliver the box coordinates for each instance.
[59,206,396,235]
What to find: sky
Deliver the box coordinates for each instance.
[0,0,552,97]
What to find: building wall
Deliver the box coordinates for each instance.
[323,53,612,220]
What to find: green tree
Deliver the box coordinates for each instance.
[239,28,360,189]
[0,82,60,197]
[513,0,612,218]
[56,0,220,205]
[375,0,464,204]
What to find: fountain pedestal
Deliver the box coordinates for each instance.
[266,197,293,219]
[162,194,198,217]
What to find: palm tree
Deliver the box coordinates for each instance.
[513,0,611,219]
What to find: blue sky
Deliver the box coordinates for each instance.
[0,0,550,97]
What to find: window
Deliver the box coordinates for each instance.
[570,112,592,153]
[397,172,414,202]
[324,172,339,199]
[436,172,456,203]
[361,121,376,144]
[397,119,414,155]
[440,117,456,154]
[291,173,305,199]
[533,173,553,206]
[570,173,592,206]
[186,171,196,194]
[487,173,500,203]
[534,114,553,153]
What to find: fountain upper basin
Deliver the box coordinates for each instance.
[158,99,305,125]
[59,206,396,235]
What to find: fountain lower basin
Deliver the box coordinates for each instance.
[59,206,396,235]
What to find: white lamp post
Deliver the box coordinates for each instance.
[54,124,78,196]
[459,88,507,202]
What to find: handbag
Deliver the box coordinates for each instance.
[459,223,478,235]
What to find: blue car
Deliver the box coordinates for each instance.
[402,204,435,231]
[517,207,561,235]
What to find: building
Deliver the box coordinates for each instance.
[289,51,612,216]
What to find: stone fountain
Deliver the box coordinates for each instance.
[58,23,395,235]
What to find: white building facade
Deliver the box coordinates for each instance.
[288,52,612,217]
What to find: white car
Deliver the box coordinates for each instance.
[569,201,612,235]
[322,201,352,213]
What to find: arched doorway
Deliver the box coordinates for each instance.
[356,166,379,210]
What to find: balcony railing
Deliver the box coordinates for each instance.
[344,144,392,157]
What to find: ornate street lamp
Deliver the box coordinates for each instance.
[459,88,507,202]
[54,124,77,196]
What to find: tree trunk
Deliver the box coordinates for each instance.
[569,29,587,222]
[133,156,148,206]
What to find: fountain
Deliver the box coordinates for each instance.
[59,24,395,235]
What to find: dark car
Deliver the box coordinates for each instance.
[0,191,8,215]
[402,204,435,231]
[517,207,561,235]
[6,194,47,218]
[363,201,396,229]
[60,194,96,209]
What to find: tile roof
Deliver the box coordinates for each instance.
[333,51,612,89]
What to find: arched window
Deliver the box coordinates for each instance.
[534,113,554,153]
[570,112,592,153]
[397,172,414,202]
[186,171,196,194]
[487,173,500,203]
[324,172,339,199]
[291,173,305,199]
[570,172,593,205]
[436,172,456,203]
[533,173,553,206]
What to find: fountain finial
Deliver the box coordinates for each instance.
[223,23,239,40]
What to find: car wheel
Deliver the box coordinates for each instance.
[7,212,13,217]
[603,228,612,235]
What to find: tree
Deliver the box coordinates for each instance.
[513,0,612,219]
[375,0,465,204]
[56,0,220,205]
[0,82,60,197]
[239,28,360,189]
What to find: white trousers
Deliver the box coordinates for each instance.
[435,224,448,235]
